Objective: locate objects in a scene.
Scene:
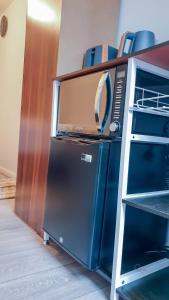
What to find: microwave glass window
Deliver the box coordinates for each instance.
[59,72,110,134]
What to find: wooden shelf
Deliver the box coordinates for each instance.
[55,56,128,82]
[123,195,169,219]
[55,40,169,82]
[117,266,169,300]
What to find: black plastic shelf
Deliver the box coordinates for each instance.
[117,266,169,300]
[123,195,169,219]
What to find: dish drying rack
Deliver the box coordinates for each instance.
[133,87,169,114]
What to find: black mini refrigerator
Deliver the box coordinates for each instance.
[44,137,110,270]
[44,65,127,271]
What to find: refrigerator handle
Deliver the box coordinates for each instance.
[51,80,60,137]
[95,72,112,132]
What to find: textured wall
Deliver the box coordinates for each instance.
[57,0,121,75]
[0,0,26,175]
[117,0,169,46]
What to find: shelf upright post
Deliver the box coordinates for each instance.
[110,58,137,300]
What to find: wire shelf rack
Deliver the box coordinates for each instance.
[134,87,169,114]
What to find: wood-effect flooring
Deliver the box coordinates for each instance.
[0,199,110,300]
[0,173,16,200]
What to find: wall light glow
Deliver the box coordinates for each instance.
[28,0,56,23]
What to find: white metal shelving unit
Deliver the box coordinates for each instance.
[110,58,169,300]
[47,54,169,300]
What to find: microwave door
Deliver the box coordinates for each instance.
[58,70,115,136]
[95,72,113,134]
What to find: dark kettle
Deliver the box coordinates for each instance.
[118,30,155,57]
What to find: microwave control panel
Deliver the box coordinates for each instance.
[110,64,128,137]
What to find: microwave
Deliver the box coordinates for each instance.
[56,65,128,137]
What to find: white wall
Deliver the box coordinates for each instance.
[117,0,169,46]
[57,0,121,75]
[0,0,26,175]
[0,0,14,14]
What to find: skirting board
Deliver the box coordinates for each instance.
[0,166,16,178]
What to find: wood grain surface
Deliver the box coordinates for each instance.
[55,41,169,82]
[15,0,62,236]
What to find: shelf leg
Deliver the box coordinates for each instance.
[43,231,50,245]
[110,58,136,300]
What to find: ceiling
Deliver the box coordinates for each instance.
[0,0,14,14]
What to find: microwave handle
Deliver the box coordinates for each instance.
[95,72,112,132]
[102,73,112,131]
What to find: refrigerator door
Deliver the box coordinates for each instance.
[99,141,121,276]
[58,69,115,136]
[43,137,110,270]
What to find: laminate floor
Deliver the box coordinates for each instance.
[0,173,16,199]
[0,199,110,300]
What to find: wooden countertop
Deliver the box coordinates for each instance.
[55,40,169,82]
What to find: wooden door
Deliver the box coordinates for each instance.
[15,0,62,236]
